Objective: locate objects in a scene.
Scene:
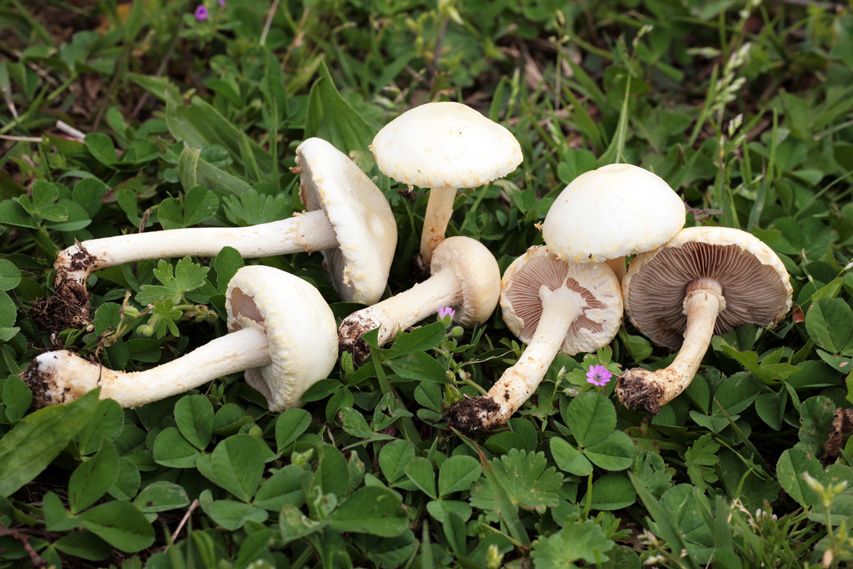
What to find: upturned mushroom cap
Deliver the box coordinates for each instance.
[429,236,501,326]
[542,164,685,264]
[622,226,793,350]
[296,137,397,305]
[370,102,523,190]
[501,246,623,355]
[226,265,338,411]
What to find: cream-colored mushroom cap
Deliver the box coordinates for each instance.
[543,164,685,263]
[370,102,523,190]
[429,236,501,326]
[296,137,397,305]
[226,265,338,411]
[501,246,623,355]
[623,226,793,350]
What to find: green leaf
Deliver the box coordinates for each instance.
[587,474,636,510]
[340,406,374,438]
[2,375,33,423]
[550,437,593,476]
[379,439,416,485]
[151,427,200,468]
[133,481,190,513]
[305,61,377,156]
[174,394,214,450]
[0,259,21,291]
[275,408,312,452]
[386,350,448,382]
[279,503,328,544]
[684,434,720,490]
[469,449,562,515]
[798,396,836,452]
[776,448,822,508]
[136,257,210,305]
[328,486,408,537]
[531,520,615,567]
[209,435,268,502]
[379,322,447,359]
[254,465,305,512]
[177,148,254,196]
[84,133,119,166]
[53,531,112,561]
[0,199,38,229]
[69,440,120,514]
[79,501,155,553]
[563,391,616,447]
[585,431,635,471]
[404,457,437,499]
[214,246,244,293]
[714,340,799,383]
[806,298,853,356]
[0,389,98,497]
[207,500,268,531]
[437,455,481,497]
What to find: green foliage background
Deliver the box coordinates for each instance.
[0,0,852,567]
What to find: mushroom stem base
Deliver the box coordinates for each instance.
[616,281,724,413]
[419,187,456,266]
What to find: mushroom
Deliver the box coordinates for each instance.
[34,137,397,331]
[542,163,685,280]
[22,265,338,411]
[338,236,500,365]
[447,246,623,434]
[615,226,792,414]
[370,102,522,266]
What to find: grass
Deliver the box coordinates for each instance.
[0,0,852,567]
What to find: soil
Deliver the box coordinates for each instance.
[445,396,500,436]
[615,372,664,415]
[31,281,92,334]
[825,408,853,457]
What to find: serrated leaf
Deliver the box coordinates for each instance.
[470,449,562,515]
[684,434,720,490]
[531,519,615,568]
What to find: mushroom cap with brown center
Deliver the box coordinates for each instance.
[296,137,397,305]
[430,236,501,326]
[226,265,338,411]
[623,226,793,350]
[370,102,523,190]
[543,164,685,263]
[501,246,623,355]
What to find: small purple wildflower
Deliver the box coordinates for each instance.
[438,307,456,319]
[219,0,225,6]
[194,4,209,20]
[586,365,612,387]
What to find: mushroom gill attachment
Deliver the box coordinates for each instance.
[23,266,338,412]
[616,226,792,414]
[448,246,622,435]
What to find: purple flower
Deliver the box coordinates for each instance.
[218,0,225,6]
[438,307,456,319]
[194,4,209,20]
[586,365,612,387]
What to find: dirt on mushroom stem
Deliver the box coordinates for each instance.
[445,396,501,436]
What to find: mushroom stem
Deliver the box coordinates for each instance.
[55,211,338,289]
[616,278,726,413]
[339,267,461,360]
[420,187,456,265]
[449,285,584,434]
[24,326,270,408]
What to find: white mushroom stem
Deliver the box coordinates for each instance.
[339,267,461,358]
[56,211,338,288]
[420,187,456,265]
[26,326,270,408]
[453,285,584,433]
[617,278,726,413]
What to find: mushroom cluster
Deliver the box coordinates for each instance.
[21,100,793,436]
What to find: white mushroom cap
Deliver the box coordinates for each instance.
[227,265,338,411]
[542,164,685,264]
[296,138,397,305]
[622,226,792,350]
[429,236,502,327]
[370,102,523,190]
[501,246,623,355]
